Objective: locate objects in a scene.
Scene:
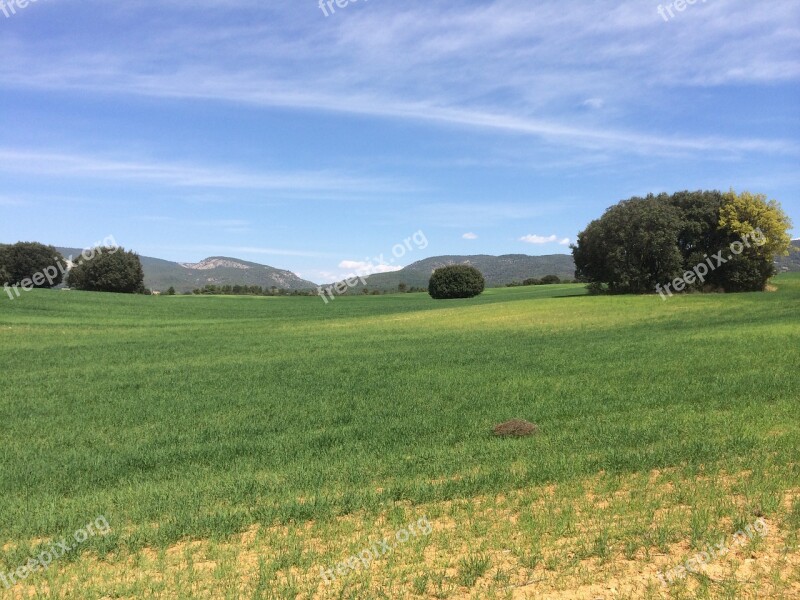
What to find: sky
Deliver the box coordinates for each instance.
[0,0,798,284]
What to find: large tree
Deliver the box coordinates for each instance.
[573,190,793,295]
[573,195,683,294]
[68,247,145,293]
[0,242,65,288]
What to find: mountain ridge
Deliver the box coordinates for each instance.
[55,248,318,294]
[354,253,577,291]
[2,241,794,294]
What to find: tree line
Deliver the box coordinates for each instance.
[0,243,145,293]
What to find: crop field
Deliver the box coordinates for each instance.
[1,276,799,599]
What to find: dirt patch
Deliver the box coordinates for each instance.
[493,420,539,437]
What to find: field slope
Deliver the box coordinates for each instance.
[0,277,798,598]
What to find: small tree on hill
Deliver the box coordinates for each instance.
[540,275,561,285]
[0,242,65,287]
[428,265,485,299]
[68,247,144,294]
[167,286,176,296]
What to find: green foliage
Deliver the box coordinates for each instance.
[67,247,145,294]
[716,190,794,291]
[456,554,491,587]
[0,242,65,288]
[574,190,794,294]
[166,286,176,296]
[573,196,684,294]
[665,190,735,292]
[517,275,562,287]
[720,190,793,258]
[428,265,485,299]
[191,284,309,296]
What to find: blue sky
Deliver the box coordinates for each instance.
[0,0,798,284]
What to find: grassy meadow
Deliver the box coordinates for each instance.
[0,276,798,598]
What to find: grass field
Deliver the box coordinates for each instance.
[1,277,798,599]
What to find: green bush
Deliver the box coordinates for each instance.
[0,263,10,286]
[428,265,485,299]
[540,275,561,285]
[68,247,144,294]
[573,190,793,295]
[0,242,65,288]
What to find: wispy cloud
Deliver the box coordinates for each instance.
[0,148,410,195]
[462,232,478,240]
[0,1,796,158]
[520,234,557,244]
[0,195,27,206]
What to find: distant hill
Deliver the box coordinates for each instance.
[776,240,800,273]
[55,249,317,294]
[5,239,793,295]
[353,254,576,292]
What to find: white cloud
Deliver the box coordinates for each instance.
[520,234,558,244]
[313,260,405,284]
[582,98,604,110]
[462,232,478,240]
[559,238,571,246]
[338,260,402,275]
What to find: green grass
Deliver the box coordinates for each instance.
[0,275,798,573]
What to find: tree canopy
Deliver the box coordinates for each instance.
[428,265,485,299]
[573,190,793,294]
[68,247,145,294]
[0,242,65,288]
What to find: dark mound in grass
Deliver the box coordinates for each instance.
[492,419,538,438]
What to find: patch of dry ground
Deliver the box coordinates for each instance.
[4,470,799,599]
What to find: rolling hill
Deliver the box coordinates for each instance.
[776,239,800,273]
[55,248,318,294]
[5,240,795,294]
[352,254,577,292]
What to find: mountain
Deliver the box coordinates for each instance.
[55,249,317,294]
[352,254,577,292]
[776,240,800,273]
[9,239,794,295]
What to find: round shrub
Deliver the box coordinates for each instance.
[67,247,145,294]
[0,242,65,288]
[428,265,485,299]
